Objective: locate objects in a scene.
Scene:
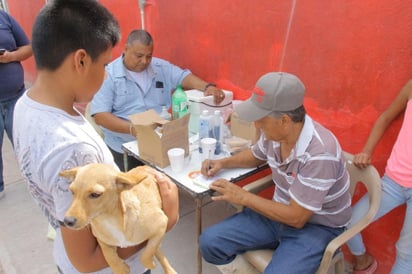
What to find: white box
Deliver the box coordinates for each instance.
[186,89,233,134]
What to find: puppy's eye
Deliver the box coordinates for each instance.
[89,192,102,199]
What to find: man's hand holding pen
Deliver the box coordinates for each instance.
[201,158,222,177]
[200,158,243,203]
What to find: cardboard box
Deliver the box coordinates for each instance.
[129,109,190,168]
[186,89,233,134]
[230,112,260,144]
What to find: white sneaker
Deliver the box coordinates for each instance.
[0,191,4,199]
[46,223,56,240]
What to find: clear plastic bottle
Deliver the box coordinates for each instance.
[198,110,212,153]
[171,85,188,120]
[159,105,171,121]
[212,110,223,155]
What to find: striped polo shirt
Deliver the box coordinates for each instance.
[252,115,352,228]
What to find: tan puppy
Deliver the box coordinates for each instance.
[60,163,177,274]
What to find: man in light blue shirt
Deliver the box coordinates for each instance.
[90,29,225,170]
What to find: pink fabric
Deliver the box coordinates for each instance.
[386,99,412,187]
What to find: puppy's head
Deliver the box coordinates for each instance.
[60,163,146,230]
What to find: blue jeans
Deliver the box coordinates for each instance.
[200,207,344,274]
[0,96,18,192]
[347,174,412,274]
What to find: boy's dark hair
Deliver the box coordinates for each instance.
[32,0,120,70]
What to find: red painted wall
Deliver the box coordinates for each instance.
[6,0,41,84]
[8,0,412,272]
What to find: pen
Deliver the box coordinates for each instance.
[207,149,211,173]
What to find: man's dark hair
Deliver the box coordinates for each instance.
[32,0,120,70]
[126,29,153,46]
[283,105,306,122]
[271,105,306,123]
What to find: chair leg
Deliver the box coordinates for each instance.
[323,251,345,274]
[216,255,261,274]
[334,256,345,274]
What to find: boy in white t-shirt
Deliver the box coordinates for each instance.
[12,1,179,273]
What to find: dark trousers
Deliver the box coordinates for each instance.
[109,146,144,171]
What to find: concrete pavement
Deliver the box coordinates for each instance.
[0,138,56,274]
[0,137,230,274]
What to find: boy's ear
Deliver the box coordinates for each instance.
[73,49,87,70]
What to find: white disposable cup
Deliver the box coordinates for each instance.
[167,148,185,173]
[201,138,217,160]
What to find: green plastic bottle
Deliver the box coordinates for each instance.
[171,85,188,119]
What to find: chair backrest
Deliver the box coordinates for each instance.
[85,103,104,138]
[316,151,382,274]
[343,151,382,218]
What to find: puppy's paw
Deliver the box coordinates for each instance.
[165,268,178,274]
[112,262,130,274]
[141,256,156,269]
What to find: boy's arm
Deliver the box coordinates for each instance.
[155,173,179,231]
[61,226,145,272]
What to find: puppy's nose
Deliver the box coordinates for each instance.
[64,216,77,227]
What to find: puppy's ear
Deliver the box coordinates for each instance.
[59,167,79,181]
[116,173,147,188]
[116,173,136,189]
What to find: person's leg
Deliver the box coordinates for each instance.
[0,96,18,195]
[200,207,280,265]
[264,223,344,274]
[4,96,17,145]
[0,99,6,193]
[390,185,412,274]
[348,175,405,271]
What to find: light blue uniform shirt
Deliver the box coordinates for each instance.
[90,56,191,152]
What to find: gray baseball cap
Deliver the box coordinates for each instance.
[235,72,305,122]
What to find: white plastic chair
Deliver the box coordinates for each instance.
[234,151,382,274]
